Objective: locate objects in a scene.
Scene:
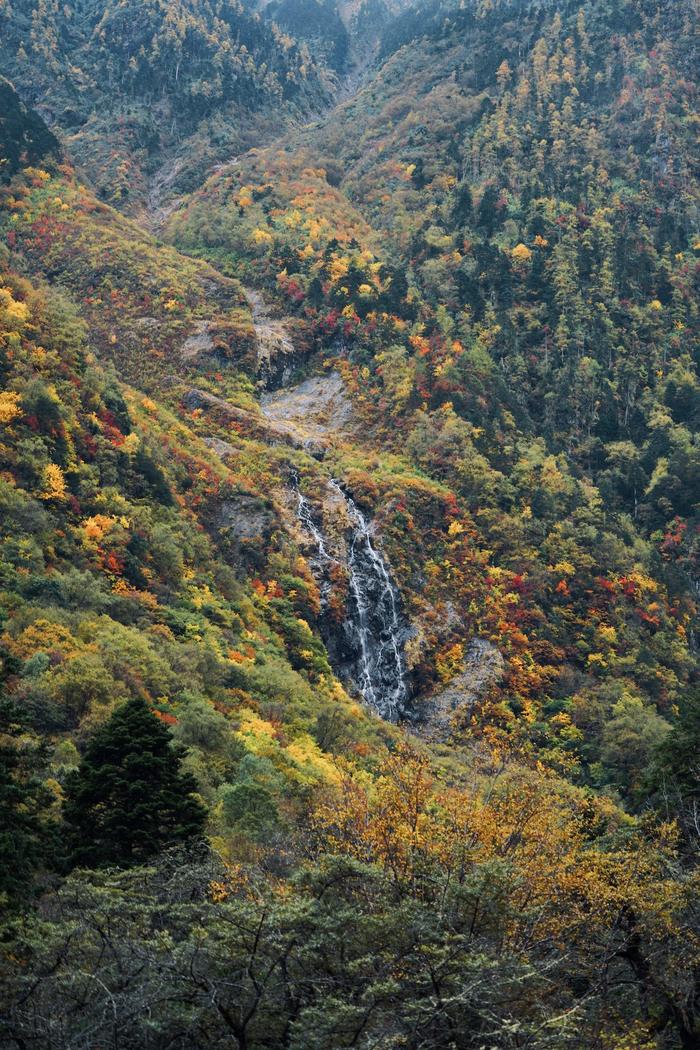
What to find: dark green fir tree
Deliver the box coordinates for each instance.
[0,695,54,905]
[63,698,207,869]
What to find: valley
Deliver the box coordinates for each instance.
[1,1,699,1046]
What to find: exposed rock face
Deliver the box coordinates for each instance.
[418,639,505,742]
[261,372,355,451]
[181,320,215,360]
[210,491,277,573]
[183,388,301,448]
[246,289,302,389]
[178,310,256,370]
[184,385,334,457]
[293,478,413,722]
[215,493,275,542]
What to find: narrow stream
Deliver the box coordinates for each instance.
[295,477,410,722]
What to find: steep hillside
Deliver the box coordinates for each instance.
[254,0,408,70]
[2,7,700,1049]
[167,0,699,791]
[0,76,61,184]
[0,0,331,212]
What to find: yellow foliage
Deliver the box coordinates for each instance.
[121,433,140,455]
[251,227,274,246]
[496,59,512,86]
[314,742,672,958]
[41,463,68,501]
[436,642,465,682]
[6,619,80,660]
[0,391,22,425]
[24,167,51,182]
[81,513,119,545]
[235,186,254,208]
[328,256,349,283]
[511,243,533,263]
[282,208,303,228]
[286,736,342,786]
[0,285,30,337]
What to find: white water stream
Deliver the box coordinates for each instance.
[296,478,409,721]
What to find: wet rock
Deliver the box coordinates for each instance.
[293,478,412,722]
[215,493,274,541]
[418,639,504,742]
[181,320,215,360]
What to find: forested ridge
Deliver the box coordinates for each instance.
[1,0,700,1046]
[0,0,331,208]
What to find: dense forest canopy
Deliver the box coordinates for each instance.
[1,0,699,1046]
[0,0,330,206]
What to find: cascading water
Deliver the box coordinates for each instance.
[294,477,410,722]
[295,482,336,608]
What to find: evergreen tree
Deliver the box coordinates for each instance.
[451,180,473,228]
[0,695,54,905]
[63,698,207,869]
[475,183,502,236]
[651,688,700,801]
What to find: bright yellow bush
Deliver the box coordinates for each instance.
[511,243,533,263]
[0,391,22,425]
[41,463,68,501]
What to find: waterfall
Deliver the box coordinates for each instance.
[295,477,410,722]
[295,482,337,608]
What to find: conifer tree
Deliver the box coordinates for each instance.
[0,695,54,905]
[63,698,207,869]
[650,687,700,837]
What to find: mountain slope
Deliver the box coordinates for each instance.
[0,75,61,183]
[0,0,331,212]
[2,9,700,1048]
[166,0,699,791]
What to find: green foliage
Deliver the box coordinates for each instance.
[168,0,699,783]
[0,76,60,184]
[266,0,350,70]
[221,781,279,837]
[62,697,207,869]
[0,0,327,210]
[0,693,54,905]
[0,8,699,1048]
[3,829,700,1049]
[648,687,700,847]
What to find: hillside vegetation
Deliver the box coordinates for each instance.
[0,0,330,210]
[1,1,700,1046]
